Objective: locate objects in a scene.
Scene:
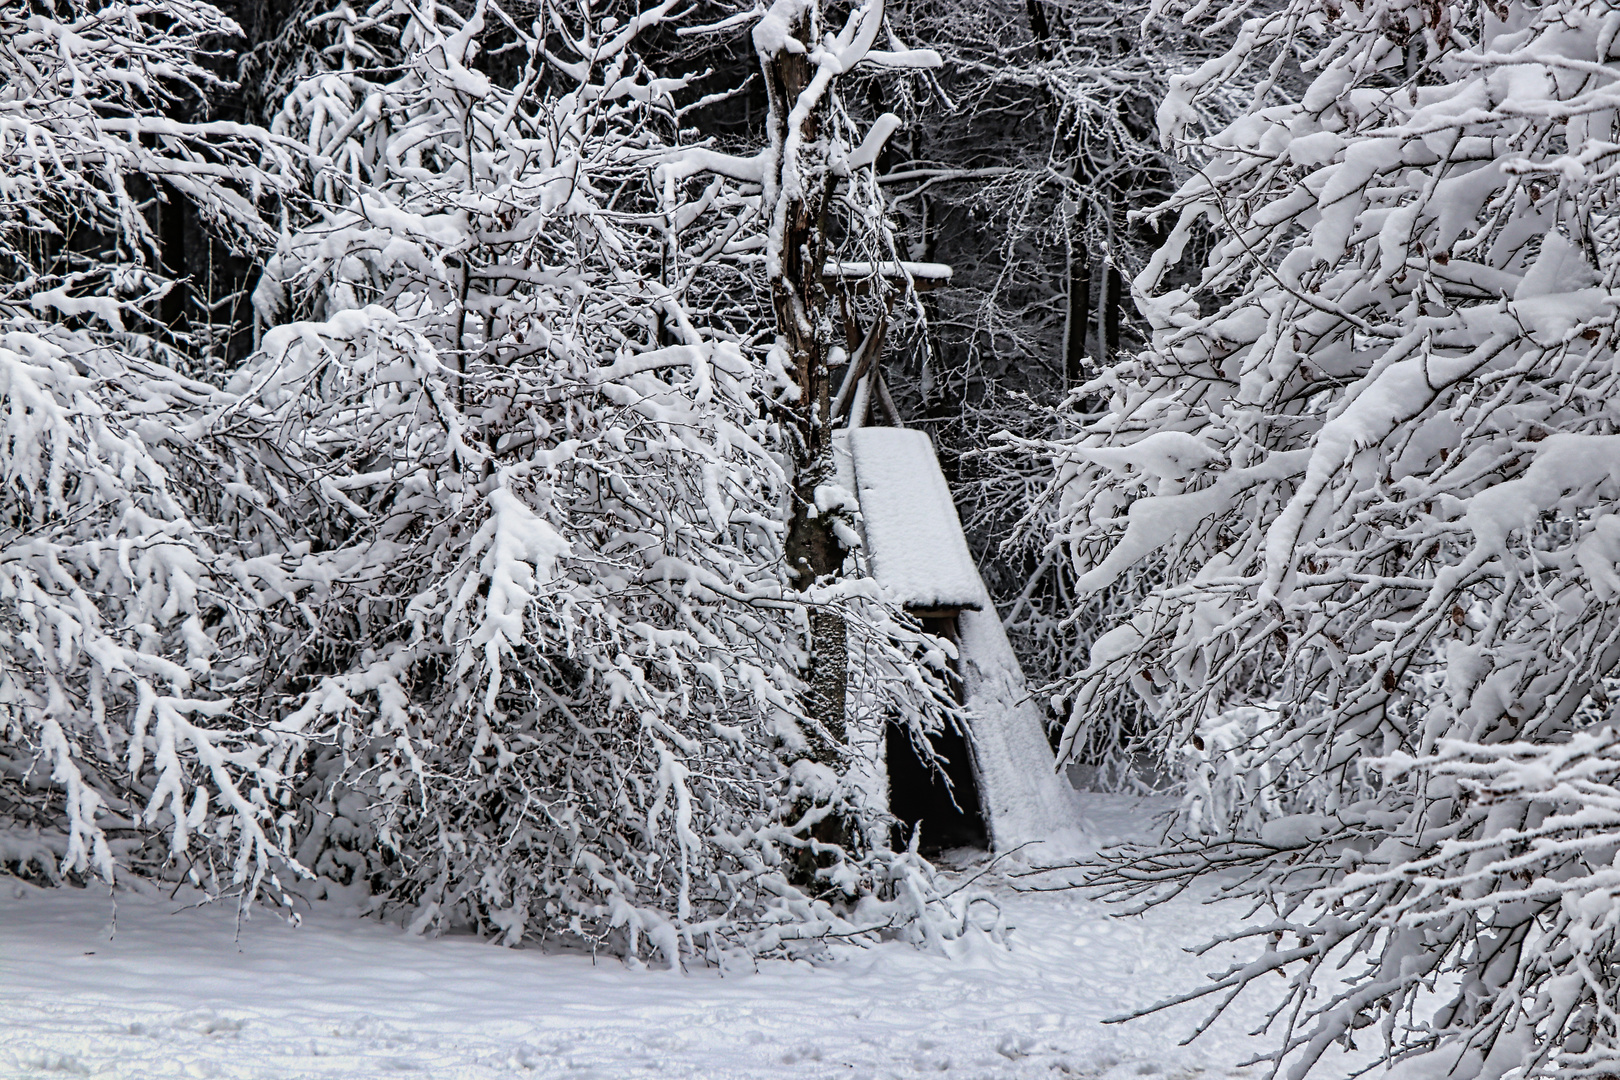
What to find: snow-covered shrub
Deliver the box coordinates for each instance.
[1050,0,1620,1072]
[0,0,306,895]
[1,0,975,961]
[233,0,965,957]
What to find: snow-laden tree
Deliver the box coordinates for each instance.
[886,0,1179,389]
[0,2,295,351]
[0,0,306,892]
[2,0,977,960]
[656,0,964,848]
[235,0,968,955]
[1039,0,1620,1073]
[680,0,950,743]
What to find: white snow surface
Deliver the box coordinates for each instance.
[958,600,1091,856]
[0,796,1370,1080]
[849,427,983,610]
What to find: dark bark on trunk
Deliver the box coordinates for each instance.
[805,609,848,749]
[1026,0,1053,59]
[1064,242,1091,388]
[1092,261,1119,371]
[760,13,847,764]
[1102,264,1124,366]
[160,183,189,335]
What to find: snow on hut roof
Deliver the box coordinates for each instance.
[848,427,983,611]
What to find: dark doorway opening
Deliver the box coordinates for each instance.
[886,720,988,855]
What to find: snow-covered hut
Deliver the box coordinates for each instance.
[840,426,1085,856]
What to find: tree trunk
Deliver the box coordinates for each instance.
[1026,0,1053,60]
[1102,264,1123,367]
[759,9,847,762]
[1063,238,1091,388]
[160,183,189,335]
[1093,260,1122,371]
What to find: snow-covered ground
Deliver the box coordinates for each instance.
[1,796,1359,1080]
